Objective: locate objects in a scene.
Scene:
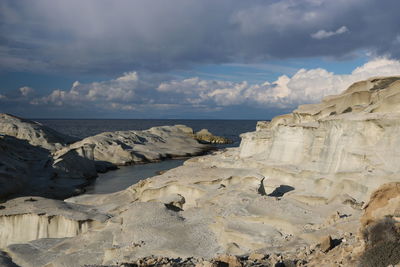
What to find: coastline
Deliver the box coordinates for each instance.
[0,77,400,266]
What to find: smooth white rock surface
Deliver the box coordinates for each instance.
[0,117,210,200]
[3,76,400,267]
[0,113,77,151]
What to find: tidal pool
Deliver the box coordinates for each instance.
[85,159,185,194]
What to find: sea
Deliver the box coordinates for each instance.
[36,119,259,194]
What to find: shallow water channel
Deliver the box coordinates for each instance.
[85,159,186,194]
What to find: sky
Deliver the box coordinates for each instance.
[1,0,400,119]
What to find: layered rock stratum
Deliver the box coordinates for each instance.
[1,76,400,267]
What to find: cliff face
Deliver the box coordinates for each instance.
[0,197,110,249]
[1,77,400,267]
[240,76,400,202]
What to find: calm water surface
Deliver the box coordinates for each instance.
[37,119,259,194]
[37,119,257,146]
[84,159,185,194]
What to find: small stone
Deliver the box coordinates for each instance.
[248,253,265,261]
[296,251,307,260]
[195,260,214,267]
[214,255,242,267]
[320,235,334,253]
[146,257,157,265]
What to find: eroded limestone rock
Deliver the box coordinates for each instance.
[194,129,232,144]
[0,113,77,151]
[0,135,97,200]
[360,182,400,229]
[0,196,110,249]
[239,76,400,203]
[58,125,210,166]
[0,121,213,199]
[3,76,400,267]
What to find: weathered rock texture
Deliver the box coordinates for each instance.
[360,182,400,229]
[0,134,90,200]
[356,182,400,267]
[0,250,19,267]
[57,125,210,166]
[2,76,400,267]
[239,76,400,202]
[0,115,211,199]
[0,113,77,151]
[194,129,233,144]
[0,196,110,248]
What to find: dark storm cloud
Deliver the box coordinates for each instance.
[1,0,400,74]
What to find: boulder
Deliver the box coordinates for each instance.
[214,255,242,267]
[194,129,232,144]
[319,235,333,253]
[360,182,400,229]
[358,183,400,267]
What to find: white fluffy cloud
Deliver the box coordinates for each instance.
[311,26,349,39]
[28,58,400,113]
[19,86,35,97]
[156,58,400,107]
[35,72,139,106]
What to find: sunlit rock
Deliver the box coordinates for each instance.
[3,76,400,266]
[0,113,77,151]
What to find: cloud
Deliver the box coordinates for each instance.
[2,58,400,118]
[155,58,400,107]
[19,86,35,97]
[22,58,399,115]
[0,86,35,103]
[116,72,139,82]
[1,0,400,74]
[34,72,140,106]
[311,26,349,39]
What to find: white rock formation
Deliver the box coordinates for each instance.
[56,125,210,166]
[2,76,400,267]
[0,197,110,249]
[239,76,400,202]
[0,117,211,199]
[0,134,97,200]
[0,113,77,151]
[194,129,233,144]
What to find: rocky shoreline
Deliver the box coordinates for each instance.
[0,77,399,266]
[0,115,229,201]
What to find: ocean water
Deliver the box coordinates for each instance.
[36,119,258,146]
[37,119,259,194]
[84,159,186,194]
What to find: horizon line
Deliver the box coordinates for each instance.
[31,117,268,121]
